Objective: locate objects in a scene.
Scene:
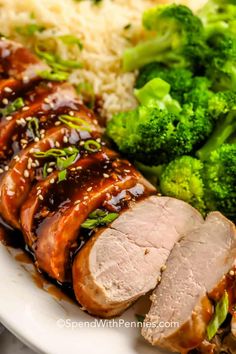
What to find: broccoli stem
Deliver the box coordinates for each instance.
[197,111,236,161]
[123,31,174,72]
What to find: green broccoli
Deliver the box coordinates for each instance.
[198,0,236,38]
[136,63,194,102]
[205,32,236,91]
[159,92,236,218]
[160,156,206,213]
[197,91,236,161]
[160,144,236,219]
[123,4,206,72]
[107,77,214,165]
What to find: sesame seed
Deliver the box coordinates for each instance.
[87,187,92,192]
[24,170,29,178]
[6,116,12,121]
[38,194,44,201]
[50,178,55,184]
[4,166,9,171]
[23,76,29,83]
[2,98,8,105]
[47,168,53,173]
[44,98,50,104]
[55,142,60,148]
[55,121,61,126]
[84,196,89,200]
[230,270,235,276]
[41,134,45,139]
[22,106,29,111]
[21,139,28,144]
[34,137,40,142]
[74,200,81,205]
[49,162,56,166]
[4,87,12,93]
[0,168,4,174]
[124,169,130,173]
[103,173,109,178]
[63,136,68,143]
[69,111,75,116]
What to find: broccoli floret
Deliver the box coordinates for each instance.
[198,0,236,38]
[159,145,236,220]
[204,144,236,219]
[205,32,236,91]
[136,63,194,102]
[107,78,214,165]
[197,91,236,161]
[134,77,181,113]
[123,4,206,71]
[160,156,206,214]
[183,76,213,109]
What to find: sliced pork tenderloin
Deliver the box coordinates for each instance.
[21,147,152,282]
[72,196,203,317]
[0,38,47,100]
[142,212,236,353]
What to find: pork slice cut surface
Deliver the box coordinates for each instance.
[72,196,203,317]
[142,212,236,353]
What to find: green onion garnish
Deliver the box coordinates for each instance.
[15,23,45,36]
[81,209,119,230]
[34,148,68,158]
[59,34,83,50]
[58,169,67,183]
[35,46,82,72]
[84,139,101,152]
[37,70,69,82]
[207,291,229,341]
[0,97,24,117]
[43,162,49,179]
[57,153,78,170]
[59,114,92,131]
[28,117,40,138]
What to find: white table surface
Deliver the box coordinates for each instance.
[0,327,36,354]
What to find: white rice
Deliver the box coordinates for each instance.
[0,0,207,119]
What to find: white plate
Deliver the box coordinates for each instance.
[0,243,169,354]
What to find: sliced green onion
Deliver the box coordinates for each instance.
[59,114,92,131]
[81,209,119,230]
[0,97,24,117]
[37,70,69,82]
[15,23,45,36]
[63,146,79,155]
[28,117,40,138]
[34,148,67,158]
[35,45,82,71]
[84,139,101,152]
[59,34,83,50]
[58,169,67,183]
[43,162,49,179]
[207,291,229,341]
[57,153,77,170]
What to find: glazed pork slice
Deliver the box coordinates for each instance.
[21,148,151,282]
[0,38,47,100]
[72,196,203,318]
[0,82,95,170]
[142,212,236,353]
